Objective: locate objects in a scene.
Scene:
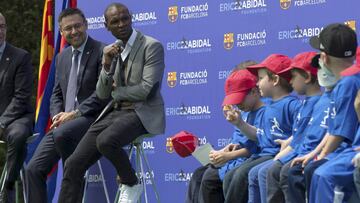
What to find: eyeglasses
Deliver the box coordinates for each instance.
[0,24,6,30]
[61,23,84,32]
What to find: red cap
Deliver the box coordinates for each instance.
[279,52,318,77]
[341,47,360,77]
[222,69,257,106]
[247,54,292,82]
[171,131,198,158]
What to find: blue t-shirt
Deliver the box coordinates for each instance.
[256,95,301,156]
[290,94,322,149]
[278,94,322,163]
[218,105,266,180]
[279,92,331,163]
[329,73,360,146]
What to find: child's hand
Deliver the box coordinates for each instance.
[275,139,287,151]
[223,105,242,126]
[209,150,231,167]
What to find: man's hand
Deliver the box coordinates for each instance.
[352,150,360,167]
[50,111,77,129]
[102,43,122,72]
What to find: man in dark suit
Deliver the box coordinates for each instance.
[58,3,165,203]
[25,8,106,203]
[0,12,34,203]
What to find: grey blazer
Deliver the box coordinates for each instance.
[96,31,165,135]
[0,43,34,127]
[50,36,107,118]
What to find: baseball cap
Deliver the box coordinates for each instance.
[171,131,198,158]
[247,54,292,82]
[222,69,257,106]
[279,52,318,76]
[341,47,360,77]
[310,23,357,58]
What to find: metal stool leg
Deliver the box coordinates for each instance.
[139,146,160,203]
[82,170,89,203]
[97,160,110,203]
[82,161,110,203]
[137,144,148,203]
[0,162,8,192]
[20,166,27,203]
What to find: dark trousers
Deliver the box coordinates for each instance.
[2,116,32,189]
[266,160,291,203]
[199,166,224,203]
[186,165,208,203]
[222,156,272,203]
[25,116,94,203]
[287,159,327,203]
[58,109,147,203]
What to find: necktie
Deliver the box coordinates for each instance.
[65,49,80,112]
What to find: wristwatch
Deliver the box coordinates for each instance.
[74,109,82,118]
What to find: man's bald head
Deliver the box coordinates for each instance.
[104,3,130,22]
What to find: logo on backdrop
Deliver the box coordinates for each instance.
[167,37,212,54]
[345,20,356,31]
[166,137,174,153]
[219,0,267,15]
[280,0,291,9]
[167,72,177,88]
[169,3,209,22]
[86,16,105,30]
[164,169,193,183]
[281,0,327,9]
[167,69,208,88]
[166,102,212,120]
[278,25,323,43]
[132,11,157,26]
[168,6,179,22]
[224,33,234,50]
[136,170,155,185]
[218,69,233,80]
[225,30,267,49]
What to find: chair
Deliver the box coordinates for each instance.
[114,134,160,203]
[0,133,39,203]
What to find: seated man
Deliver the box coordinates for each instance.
[0,12,34,203]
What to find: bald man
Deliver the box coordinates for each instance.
[0,12,34,203]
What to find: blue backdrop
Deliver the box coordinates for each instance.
[54,1,360,202]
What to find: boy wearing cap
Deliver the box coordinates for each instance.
[223,54,301,203]
[246,52,321,203]
[185,63,265,203]
[287,23,360,203]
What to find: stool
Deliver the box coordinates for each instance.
[82,160,111,203]
[0,133,39,203]
[114,134,160,203]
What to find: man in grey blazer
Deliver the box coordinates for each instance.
[0,12,34,203]
[25,8,107,203]
[58,3,165,203]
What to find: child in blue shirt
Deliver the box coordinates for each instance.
[247,51,321,203]
[223,54,301,203]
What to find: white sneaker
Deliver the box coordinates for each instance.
[118,183,143,203]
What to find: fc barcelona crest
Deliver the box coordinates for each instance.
[280,0,291,10]
[168,6,178,23]
[224,33,234,50]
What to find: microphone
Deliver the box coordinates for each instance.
[109,40,124,75]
